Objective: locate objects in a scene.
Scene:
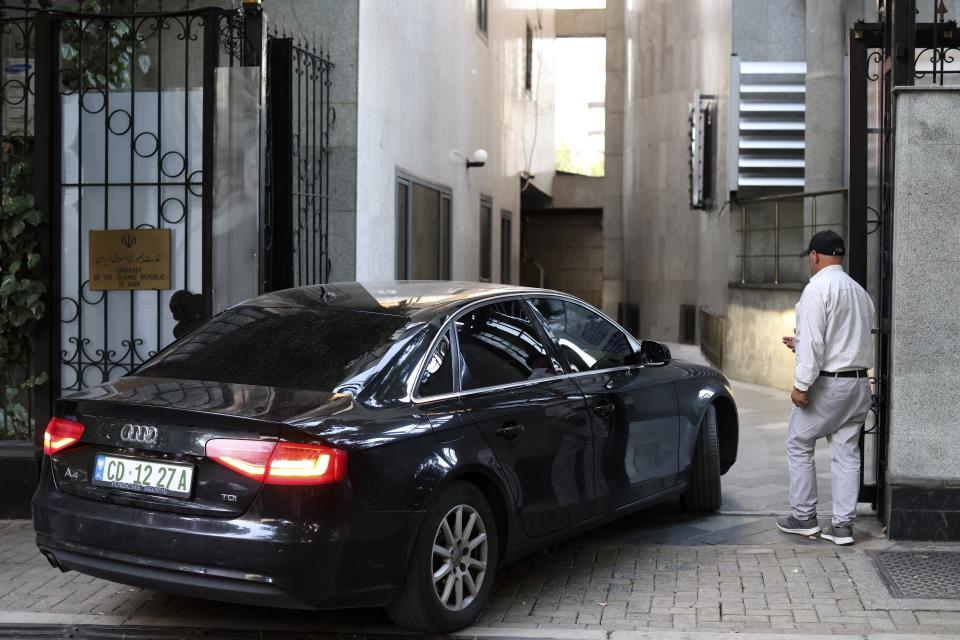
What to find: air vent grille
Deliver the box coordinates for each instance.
[729,58,806,190]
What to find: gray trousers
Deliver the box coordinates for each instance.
[786,376,871,526]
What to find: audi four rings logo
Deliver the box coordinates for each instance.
[119,423,158,445]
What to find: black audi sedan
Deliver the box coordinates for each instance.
[33,281,738,632]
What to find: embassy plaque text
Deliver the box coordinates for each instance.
[89,229,172,291]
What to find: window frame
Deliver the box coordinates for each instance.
[479,195,493,282]
[395,170,453,281]
[476,0,489,42]
[500,209,512,284]
[524,22,534,95]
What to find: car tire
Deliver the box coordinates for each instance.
[681,403,722,512]
[386,481,499,633]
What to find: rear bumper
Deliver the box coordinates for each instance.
[38,542,311,609]
[32,469,424,609]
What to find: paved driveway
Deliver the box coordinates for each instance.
[2,346,958,637]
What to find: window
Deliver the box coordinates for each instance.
[456,300,559,391]
[418,330,454,397]
[476,0,488,38]
[139,307,409,392]
[530,298,633,372]
[500,210,512,284]
[396,174,452,280]
[524,23,534,94]
[479,196,492,282]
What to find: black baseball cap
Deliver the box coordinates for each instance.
[799,230,845,257]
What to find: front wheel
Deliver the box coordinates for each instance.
[681,403,722,512]
[386,482,499,633]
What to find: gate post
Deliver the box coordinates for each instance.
[847,28,868,289]
[266,37,293,291]
[201,12,220,319]
[31,11,60,447]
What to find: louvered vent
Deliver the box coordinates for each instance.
[728,57,806,189]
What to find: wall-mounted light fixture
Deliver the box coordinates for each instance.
[466,148,488,168]
[452,149,488,169]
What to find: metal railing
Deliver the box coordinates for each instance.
[699,308,724,368]
[735,188,848,285]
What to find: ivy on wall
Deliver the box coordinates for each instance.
[0,142,46,440]
[0,2,154,439]
[60,0,151,92]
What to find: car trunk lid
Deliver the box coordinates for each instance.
[50,376,340,517]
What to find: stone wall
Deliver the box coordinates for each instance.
[885,87,960,540]
[722,286,801,391]
[522,210,603,308]
[603,0,625,319]
[622,0,732,344]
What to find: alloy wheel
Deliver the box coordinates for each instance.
[431,503,488,611]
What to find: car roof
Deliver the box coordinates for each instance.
[241,280,561,321]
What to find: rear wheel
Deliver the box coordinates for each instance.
[681,403,722,512]
[386,482,499,632]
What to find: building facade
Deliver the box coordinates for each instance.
[267,0,556,286]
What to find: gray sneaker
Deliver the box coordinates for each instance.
[776,515,821,536]
[821,523,855,545]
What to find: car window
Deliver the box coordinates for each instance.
[137,306,410,392]
[530,298,634,372]
[455,299,559,391]
[418,330,454,397]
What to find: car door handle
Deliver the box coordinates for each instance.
[496,423,525,440]
[593,399,615,418]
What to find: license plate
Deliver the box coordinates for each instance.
[92,454,194,498]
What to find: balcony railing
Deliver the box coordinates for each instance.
[735,188,848,285]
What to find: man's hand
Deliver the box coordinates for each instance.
[782,336,796,352]
[791,387,809,408]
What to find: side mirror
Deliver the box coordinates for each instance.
[637,340,671,367]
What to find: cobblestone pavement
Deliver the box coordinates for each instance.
[2,358,959,637]
[4,514,960,636]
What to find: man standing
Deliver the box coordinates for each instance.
[776,230,874,545]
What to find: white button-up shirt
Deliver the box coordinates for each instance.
[794,264,875,392]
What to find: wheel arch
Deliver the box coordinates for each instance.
[409,458,514,564]
[711,394,739,475]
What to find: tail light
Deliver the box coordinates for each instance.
[205,439,347,486]
[265,443,347,485]
[43,418,85,456]
[205,439,275,481]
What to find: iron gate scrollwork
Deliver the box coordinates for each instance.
[51,6,248,397]
[0,2,259,445]
[1,2,335,444]
[265,32,334,291]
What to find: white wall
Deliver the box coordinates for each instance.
[621,0,732,342]
[355,0,555,283]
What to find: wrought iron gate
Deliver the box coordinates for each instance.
[848,0,959,514]
[2,2,337,445]
[264,34,334,291]
[1,2,258,444]
[0,5,40,440]
[51,7,249,396]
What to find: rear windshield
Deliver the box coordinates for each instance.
[137,306,410,391]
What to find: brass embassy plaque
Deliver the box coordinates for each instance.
[89,229,172,291]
